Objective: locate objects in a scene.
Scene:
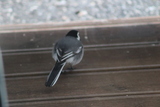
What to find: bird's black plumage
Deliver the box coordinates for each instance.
[45,30,84,87]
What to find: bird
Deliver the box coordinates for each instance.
[45,30,84,87]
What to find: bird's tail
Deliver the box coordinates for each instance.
[45,61,66,87]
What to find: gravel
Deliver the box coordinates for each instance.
[0,0,159,25]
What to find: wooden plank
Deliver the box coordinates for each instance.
[3,45,160,75]
[1,16,160,32]
[9,96,160,107]
[2,17,160,107]
[6,69,160,100]
[0,19,160,51]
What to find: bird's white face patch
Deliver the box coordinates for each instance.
[77,32,80,40]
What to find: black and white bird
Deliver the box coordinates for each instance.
[45,30,84,87]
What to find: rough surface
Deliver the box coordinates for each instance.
[0,0,159,25]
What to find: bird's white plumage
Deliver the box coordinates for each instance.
[76,46,82,53]
[50,62,66,86]
[61,53,73,61]
[77,32,80,40]
[62,51,73,58]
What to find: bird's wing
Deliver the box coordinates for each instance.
[56,48,74,62]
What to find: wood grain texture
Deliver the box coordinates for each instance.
[7,69,160,106]
[9,96,160,107]
[6,69,160,99]
[3,45,160,75]
[1,17,160,107]
[1,16,160,32]
[0,17,160,51]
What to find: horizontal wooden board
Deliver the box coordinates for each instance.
[1,16,160,32]
[6,69,160,101]
[3,45,160,75]
[0,18,160,51]
[9,95,160,107]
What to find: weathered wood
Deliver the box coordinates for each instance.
[0,17,160,51]
[9,96,160,107]
[1,17,160,107]
[3,45,160,75]
[6,69,160,105]
[1,16,160,32]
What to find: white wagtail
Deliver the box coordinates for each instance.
[45,30,84,87]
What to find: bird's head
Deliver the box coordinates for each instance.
[66,30,80,40]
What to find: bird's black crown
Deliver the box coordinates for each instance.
[66,30,80,40]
